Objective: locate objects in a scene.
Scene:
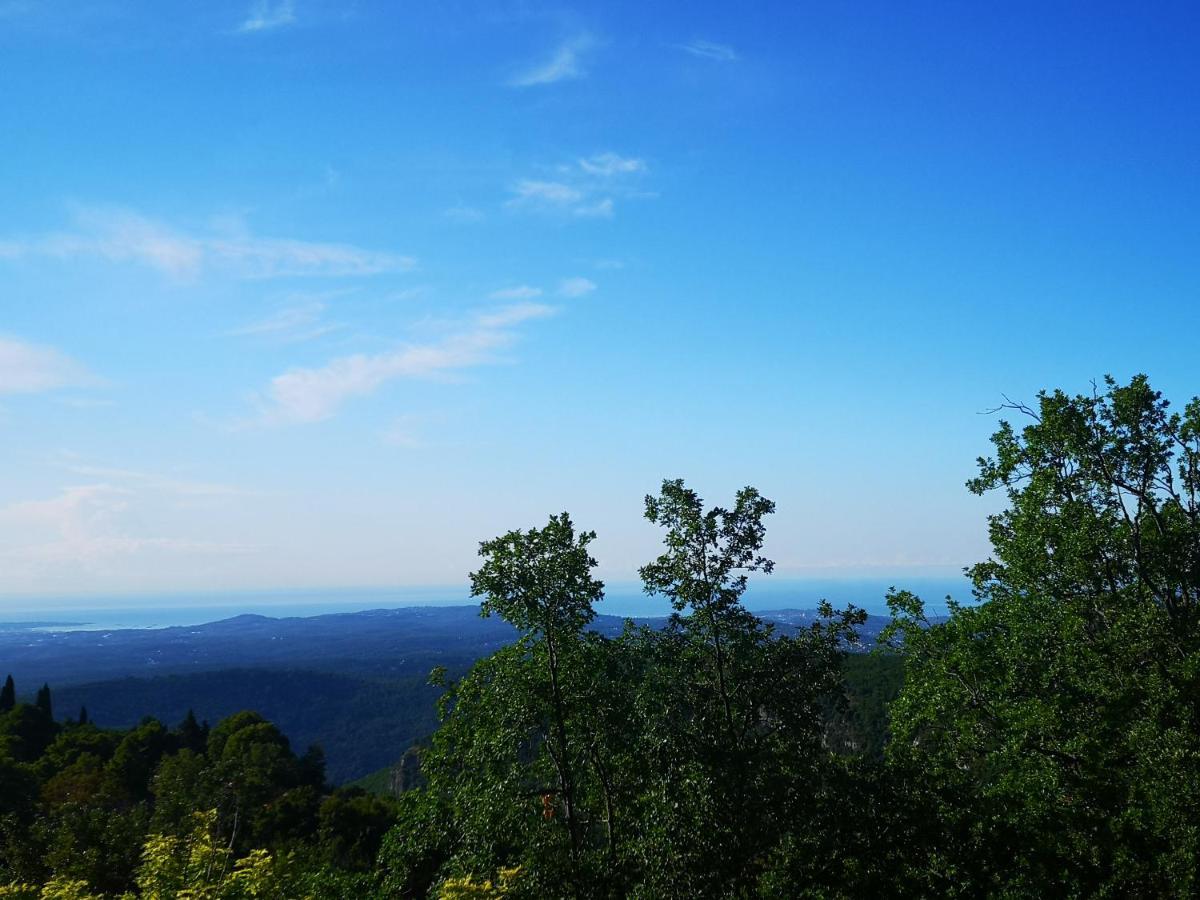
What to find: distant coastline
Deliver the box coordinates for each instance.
[0,575,972,631]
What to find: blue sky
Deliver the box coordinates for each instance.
[1,1,1197,602]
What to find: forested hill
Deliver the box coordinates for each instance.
[0,605,896,784]
[51,669,443,785]
[0,604,897,688]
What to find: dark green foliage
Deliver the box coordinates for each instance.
[148,748,212,836]
[34,683,51,719]
[317,788,399,870]
[383,484,867,897]
[53,668,443,784]
[110,718,171,801]
[630,480,866,896]
[827,652,904,759]
[0,694,400,891]
[176,708,206,754]
[469,512,603,866]
[0,702,58,763]
[884,375,1200,896]
[0,675,13,713]
[378,381,1200,896]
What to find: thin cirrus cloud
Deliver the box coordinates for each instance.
[558,277,596,298]
[383,416,423,449]
[677,39,738,62]
[508,153,645,219]
[488,285,544,301]
[0,207,411,280]
[229,299,343,344]
[0,336,96,395]
[61,464,250,502]
[256,302,557,425]
[511,180,584,206]
[442,204,486,224]
[578,153,646,177]
[508,35,594,87]
[238,0,295,33]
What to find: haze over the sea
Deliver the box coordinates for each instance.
[0,574,971,629]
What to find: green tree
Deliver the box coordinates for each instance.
[37,801,148,894]
[206,712,312,854]
[469,511,604,865]
[639,479,777,750]
[885,375,1200,895]
[176,710,207,755]
[109,719,171,803]
[0,676,14,714]
[34,687,51,721]
[315,788,397,870]
[0,704,58,763]
[0,755,40,877]
[380,487,866,896]
[134,809,292,899]
[635,479,864,896]
[35,725,120,784]
[149,749,214,838]
[382,512,616,894]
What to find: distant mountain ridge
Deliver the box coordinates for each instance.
[0,604,898,688]
[0,604,904,783]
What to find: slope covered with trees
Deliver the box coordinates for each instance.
[0,683,397,896]
[51,669,445,785]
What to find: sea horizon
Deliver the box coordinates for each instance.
[0,575,973,631]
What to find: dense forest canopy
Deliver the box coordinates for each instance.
[1,374,1198,897]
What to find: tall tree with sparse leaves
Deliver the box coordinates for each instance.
[634,479,864,897]
[382,512,618,895]
[469,511,604,864]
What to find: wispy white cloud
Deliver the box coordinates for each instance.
[508,152,647,219]
[383,415,424,449]
[579,153,646,177]
[443,204,486,224]
[488,285,543,301]
[0,207,411,279]
[385,286,432,302]
[558,277,596,298]
[229,299,341,343]
[0,336,96,395]
[238,0,295,33]
[256,302,557,425]
[510,180,584,207]
[509,35,593,87]
[474,301,554,329]
[207,234,407,278]
[60,464,250,501]
[0,483,254,574]
[677,39,738,62]
[572,198,614,219]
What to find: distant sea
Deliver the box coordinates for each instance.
[0,576,973,632]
